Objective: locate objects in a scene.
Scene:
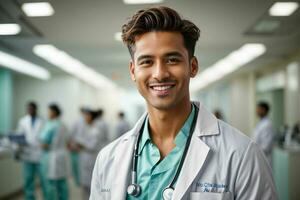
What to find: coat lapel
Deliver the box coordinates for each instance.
[172,102,219,200]
[111,113,147,200]
[172,135,210,200]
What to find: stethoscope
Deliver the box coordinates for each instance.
[127,103,199,200]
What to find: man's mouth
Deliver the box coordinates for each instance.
[151,85,173,91]
[149,83,176,96]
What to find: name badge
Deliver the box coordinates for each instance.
[196,182,228,193]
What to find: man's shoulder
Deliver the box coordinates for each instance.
[97,130,134,160]
[216,120,254,154]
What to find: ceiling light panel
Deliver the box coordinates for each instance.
[33,44,117,89]
[123,0,163,4]
[0,24,21,35]
[191,43,266,91]
[22,2,55,17]
[0,50,50,80]
[269,2,299,16]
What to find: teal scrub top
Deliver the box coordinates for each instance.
[39,119,60,146]
[127,105,195,200]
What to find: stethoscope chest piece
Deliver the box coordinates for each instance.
[127,184,141,197]
[162,187,174,200]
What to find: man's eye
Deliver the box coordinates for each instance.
[166,58,180,64]
[139,60,153,66]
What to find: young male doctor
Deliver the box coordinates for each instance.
[90,6,278,200]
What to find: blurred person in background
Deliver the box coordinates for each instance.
[95,109,109,143]
[213,109,224,121]
[253,101,275,166]
[115,111,131,138]
[72,109,104,200]
[16,101,47,200]
[67,107,89,186]
[39,104,69,200]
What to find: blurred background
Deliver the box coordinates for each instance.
[0,0,299,199]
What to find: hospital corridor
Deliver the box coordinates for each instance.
[0,0,300,200]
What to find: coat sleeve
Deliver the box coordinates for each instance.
[234,142,278,200]
[16,118,25,134]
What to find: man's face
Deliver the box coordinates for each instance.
[84,113,93,124]
[27,105,36,116]
[256,106,266,118]
[129,31,198,110]
[48,109,56,119]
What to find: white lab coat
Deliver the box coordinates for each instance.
[95,118,110,144]
[90,102,278,200]
[17,115,44,163]
[47,122,69,180]
[70,117,85,139]
[75,121,108,187]
[253,117,274,165]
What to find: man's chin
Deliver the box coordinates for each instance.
[148,99,177,111]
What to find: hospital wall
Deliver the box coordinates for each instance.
[195,73,256,135]
[285,61,300,127]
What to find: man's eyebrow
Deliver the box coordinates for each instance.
[164,52,184,57]
[137,55,154,62]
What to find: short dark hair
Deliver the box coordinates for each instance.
[27,101,37,110]
[119,112,125,118]
[122,6,200,59]
[96,109,103,118]
[85,110,98,121]
[257,101,270,113]
[49,103,61,117]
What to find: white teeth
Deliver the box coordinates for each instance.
[152,85,172,91]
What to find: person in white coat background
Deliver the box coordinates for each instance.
[16,101,47,200]
[95,109,110,143]
[90,6,278,200]
[67,107,89,186]
[73,109,108,200]
[115,112,131,138]
[253,101,275,166]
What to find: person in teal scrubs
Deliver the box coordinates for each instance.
[39,104,68,200]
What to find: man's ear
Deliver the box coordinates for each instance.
[190,57,199,78]
[129,60,136,81]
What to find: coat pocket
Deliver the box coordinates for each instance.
[190,192,232,200]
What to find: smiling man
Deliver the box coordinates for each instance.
[90,7,277,200]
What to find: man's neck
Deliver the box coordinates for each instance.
[30,114,37,118]
[146,99,192,158]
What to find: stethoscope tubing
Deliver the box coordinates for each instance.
[128,103,199,198]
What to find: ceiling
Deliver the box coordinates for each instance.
[0,0,300,90]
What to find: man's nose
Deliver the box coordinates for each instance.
[152,61,170,81]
